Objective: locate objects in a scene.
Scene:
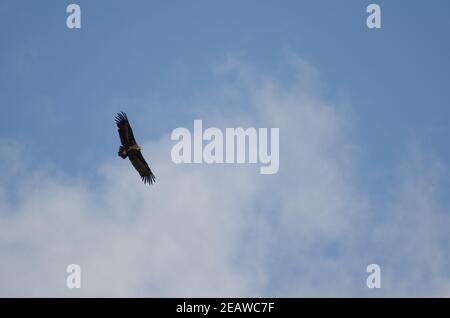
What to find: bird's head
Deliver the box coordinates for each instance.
[129,144,141,151]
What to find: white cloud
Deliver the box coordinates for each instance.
[0,57,449,297]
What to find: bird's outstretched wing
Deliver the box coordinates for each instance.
[129,151,156,184]
[115,112,137,147]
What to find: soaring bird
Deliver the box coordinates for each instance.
[115,112,156,185]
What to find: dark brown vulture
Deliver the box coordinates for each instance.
[115,112,156,185]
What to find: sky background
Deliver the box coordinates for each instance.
[0,0,450,296]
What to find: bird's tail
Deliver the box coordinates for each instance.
[118,146,128,159]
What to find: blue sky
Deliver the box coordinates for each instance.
[1,1,450,296]
[2,1,449,190]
